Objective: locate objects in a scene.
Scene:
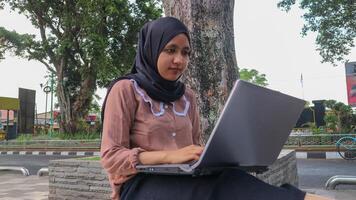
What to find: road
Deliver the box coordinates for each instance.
[0,154,84,175]
[297,159,356,190]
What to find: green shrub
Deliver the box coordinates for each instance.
[79,156,100,161]
[49,131,101,140]
[16,134,33,142]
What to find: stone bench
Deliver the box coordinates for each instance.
[48,149,298,200]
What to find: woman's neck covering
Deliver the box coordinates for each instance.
[131,16,190,103]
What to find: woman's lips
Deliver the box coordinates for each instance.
[169,68,181,74]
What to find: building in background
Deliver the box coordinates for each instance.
[0,110,15,125]
[35,110,60,130]
[0,96,20,140]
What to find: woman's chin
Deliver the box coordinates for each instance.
[163,75,181,81]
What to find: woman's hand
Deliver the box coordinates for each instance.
[165,145,204,164]
[138,145,204,165]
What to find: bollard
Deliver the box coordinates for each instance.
[325,175,356,190]
[37,167,49,176]
[0,166,30,176]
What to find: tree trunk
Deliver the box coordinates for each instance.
[55,61,97,134]
[162,0,238,141]
[54,58,74,134]
[56,75,74,134]
[72,68,97,120]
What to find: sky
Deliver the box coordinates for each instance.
[0,0,355,114]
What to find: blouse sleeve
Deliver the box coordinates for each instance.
[188,89,203,146]
[100,80,145,176]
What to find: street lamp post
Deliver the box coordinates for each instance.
[42,85,51,129]
[50,73,54,134]
[40,72,56,135]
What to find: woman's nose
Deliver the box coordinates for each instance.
[173,53,186,64]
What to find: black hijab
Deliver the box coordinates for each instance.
[101,17,191,122]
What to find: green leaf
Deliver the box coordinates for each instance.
[0,0,162,133]
[278,0,356,65]
[239,68,268,86]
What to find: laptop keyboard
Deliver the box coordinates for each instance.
[188,160,198,166]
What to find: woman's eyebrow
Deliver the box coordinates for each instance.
[165,44,190,49]
[164,44,178,48]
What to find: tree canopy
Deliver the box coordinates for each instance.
[278,0,356,65]
[324,100,356,133]
[0,0,162,133]
[239,68,268,86]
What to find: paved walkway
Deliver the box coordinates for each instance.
[0,173,48,200]
[1,173,356,200]
[304,188,356,200]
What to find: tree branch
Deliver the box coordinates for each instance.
[34,12,58,66]
[38,59,56,74]
[28,0,62,38]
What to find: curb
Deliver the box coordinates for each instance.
[296,152,344,159]
[0,151,100,156]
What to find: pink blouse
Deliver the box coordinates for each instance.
[100,79,202,200]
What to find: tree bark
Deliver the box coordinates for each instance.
[72,68,97,119]
[54,55,97,134]
[162,0,238,141]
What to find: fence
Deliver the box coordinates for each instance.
[285,134,356,146]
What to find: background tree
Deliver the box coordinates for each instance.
[162,0,238,140]
[324,100,356,133]
[324,112,338,132]
[0,0,162,134]
[277,0,356,65]
[239,68,268,86]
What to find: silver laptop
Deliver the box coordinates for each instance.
[136,80,305,175]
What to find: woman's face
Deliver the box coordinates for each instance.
[157,33,191,81]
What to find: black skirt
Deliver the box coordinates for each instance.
[120,169,306,200]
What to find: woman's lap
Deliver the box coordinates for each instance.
[120,169,306,200]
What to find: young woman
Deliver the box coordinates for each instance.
[101,17,330,200]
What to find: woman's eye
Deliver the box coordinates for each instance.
[164,48,175,54]
[183,50,191,56]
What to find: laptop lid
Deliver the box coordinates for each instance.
[193,80,305,168]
